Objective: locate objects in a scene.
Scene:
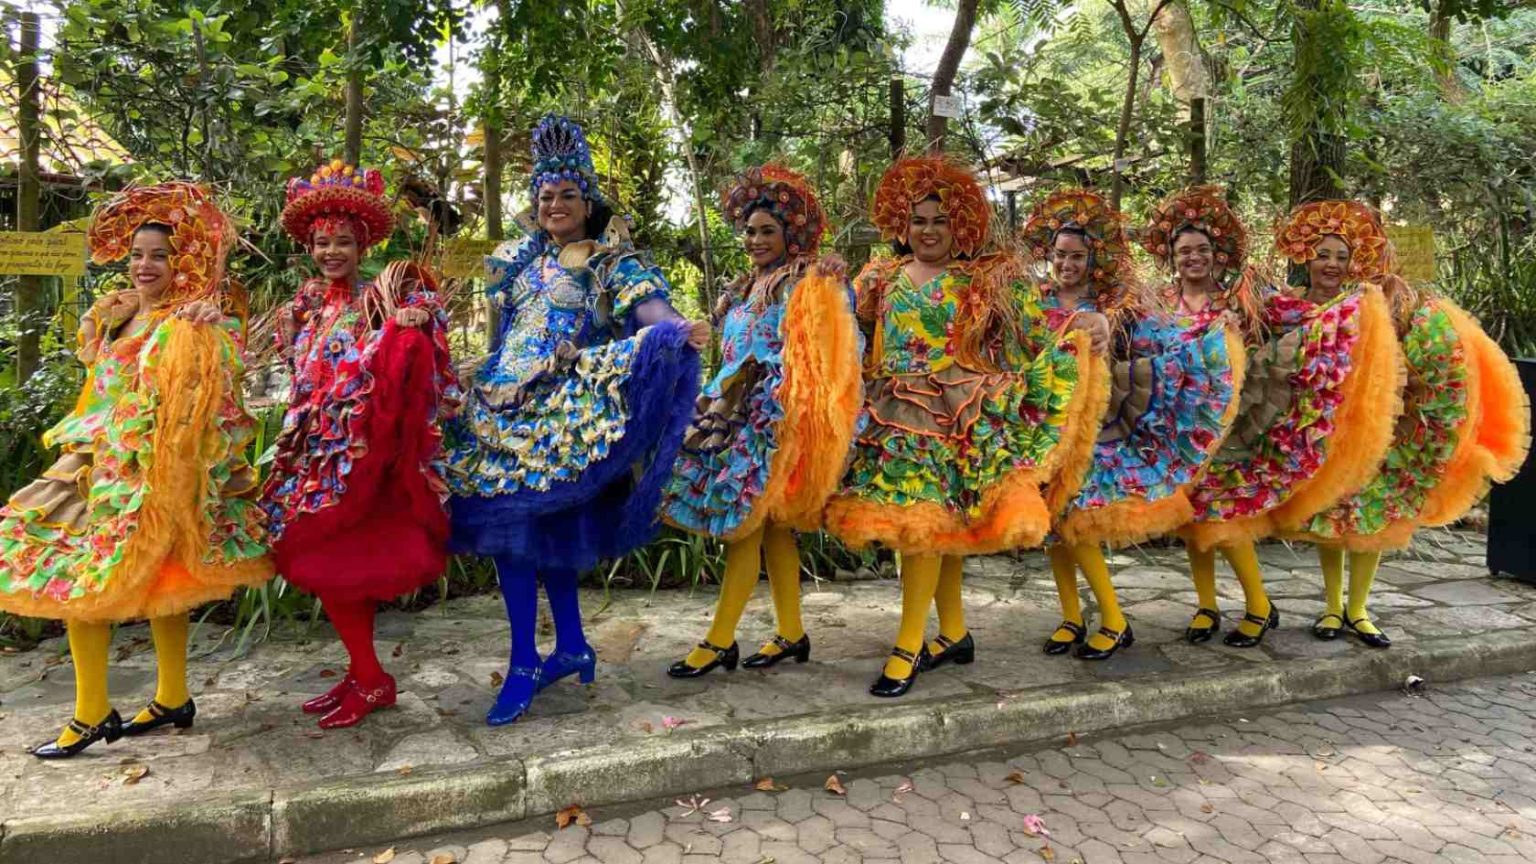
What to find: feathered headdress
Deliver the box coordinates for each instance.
[722,164,826,258]
[1140,185,1247,275]
[530,114,603,205]
[281,159,393,250]
[871,156,991,258]
[1020,187,1137,307]
[1274,200,1396,282]
[89,181,235,308]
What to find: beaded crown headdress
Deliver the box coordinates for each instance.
[530,114,604,205]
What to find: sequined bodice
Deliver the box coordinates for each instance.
[491,250,603,390]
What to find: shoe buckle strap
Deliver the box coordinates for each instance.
[770,634,796,652]
[697,639,731,657]
[889,645,918,664]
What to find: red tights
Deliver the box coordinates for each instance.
[325,600,386,685]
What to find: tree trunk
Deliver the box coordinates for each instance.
[925,0,980,153]
[1187,97,1207,184]
[889,76,906,159]
[1429,0,1459,99]
[1286,0,1347,206]
[344,13,364,165]
[1110,37,1143,209]
[14,12,43,383]
[1147,0,1208,112]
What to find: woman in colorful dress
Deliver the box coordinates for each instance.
[663,165,862,678]
[1277,201,1531,648]
[1143,187,1400,649]
[1021,189,1244,660]
[0,183,272,758]
[263,161,461,730]
[447,115,704,725]
[824,157,1097,696]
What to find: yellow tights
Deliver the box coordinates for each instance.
[1187,541,1272,638]
[1318,546,1383,635]
[885,554,942,679]
[683,523,805,668]
[926,555,967,656]
[1046,542,1126,651]
[55,614,193,747]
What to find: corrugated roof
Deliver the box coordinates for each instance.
[1,70,131,178]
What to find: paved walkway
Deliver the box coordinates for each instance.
[306,671,1536,863]
[0,530,1528,826]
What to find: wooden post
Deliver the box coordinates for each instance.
[344,13,364,165]
[889,76,906,159]
[15,12,43,383]
[1187,96,1207,185]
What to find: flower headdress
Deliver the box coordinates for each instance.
[1274,200,1396,282]
[1021,188,1136,306]
[88,181,235,308]
[723,164,826,258]
[530,114,604,205]
[1140,185,1247,275]
[871,156,991,258]
[282,159,393,250]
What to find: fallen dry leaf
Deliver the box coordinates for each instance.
[638,721,654,734]
[1065,731,1079,747]
[1006,770,1027,785]
[555,803,591,829]
[392,644,405,658]
[372,848,396,864]
[1039,844,1056,862]
[398,766,414,776]
[490,670,505,687]
[319,668,338,679]
[121,764,149,786]
[824,774,847,796]
[429,854,456,864]
[305,731,325,739]
[1200,803,1214,814]
[754,777,788,792]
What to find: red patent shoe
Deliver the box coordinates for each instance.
[302,675,356,714]
[318,675,396,729]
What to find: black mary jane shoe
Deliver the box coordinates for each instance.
[743,634,811,669]
[1223,605,1279,648]
[869,645,929,698]
[1075,625,1135,661]
[1185,608,1222,644]
[31,710,123,760]
[924,632,976,670]
[1043,621,1086,656]
[1346,615,1392,649]
[667,640,739,679]
[121,698,197,737]
[1312,613,1344,641]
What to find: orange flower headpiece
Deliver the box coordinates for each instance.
[871,156,990,258]
[723,164,826,257]
[1021,188,1136,306]
[88,181,235,308]
[1274,200,1396,282]
[281,159,394,250]
[1141,185,1247,274]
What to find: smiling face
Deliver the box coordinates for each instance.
[129,226,174,304]
[310,220,361,283]
[1307,234,1352,297]
[1051,230,1091,290]
[743,207,788,270]
[1172,227,1215,285]
[537,179,591,244]
[908,198,955,265]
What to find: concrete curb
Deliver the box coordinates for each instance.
[3,629,1533,863]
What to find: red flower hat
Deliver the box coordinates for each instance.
[281,159,393,250]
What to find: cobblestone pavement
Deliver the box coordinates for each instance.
[1,531,1530,823]
[301,672,1536,864]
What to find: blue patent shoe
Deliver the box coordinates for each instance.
[537,648,597,692]
[486,666,541,727]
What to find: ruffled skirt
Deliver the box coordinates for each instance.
[664,269,863,539]
[448,320,700,572]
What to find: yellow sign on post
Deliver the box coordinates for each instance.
[0,231,88,276]
[1386,225,1436,285]
[440,238,500,280]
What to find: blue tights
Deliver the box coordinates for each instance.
[488,556,594,726]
